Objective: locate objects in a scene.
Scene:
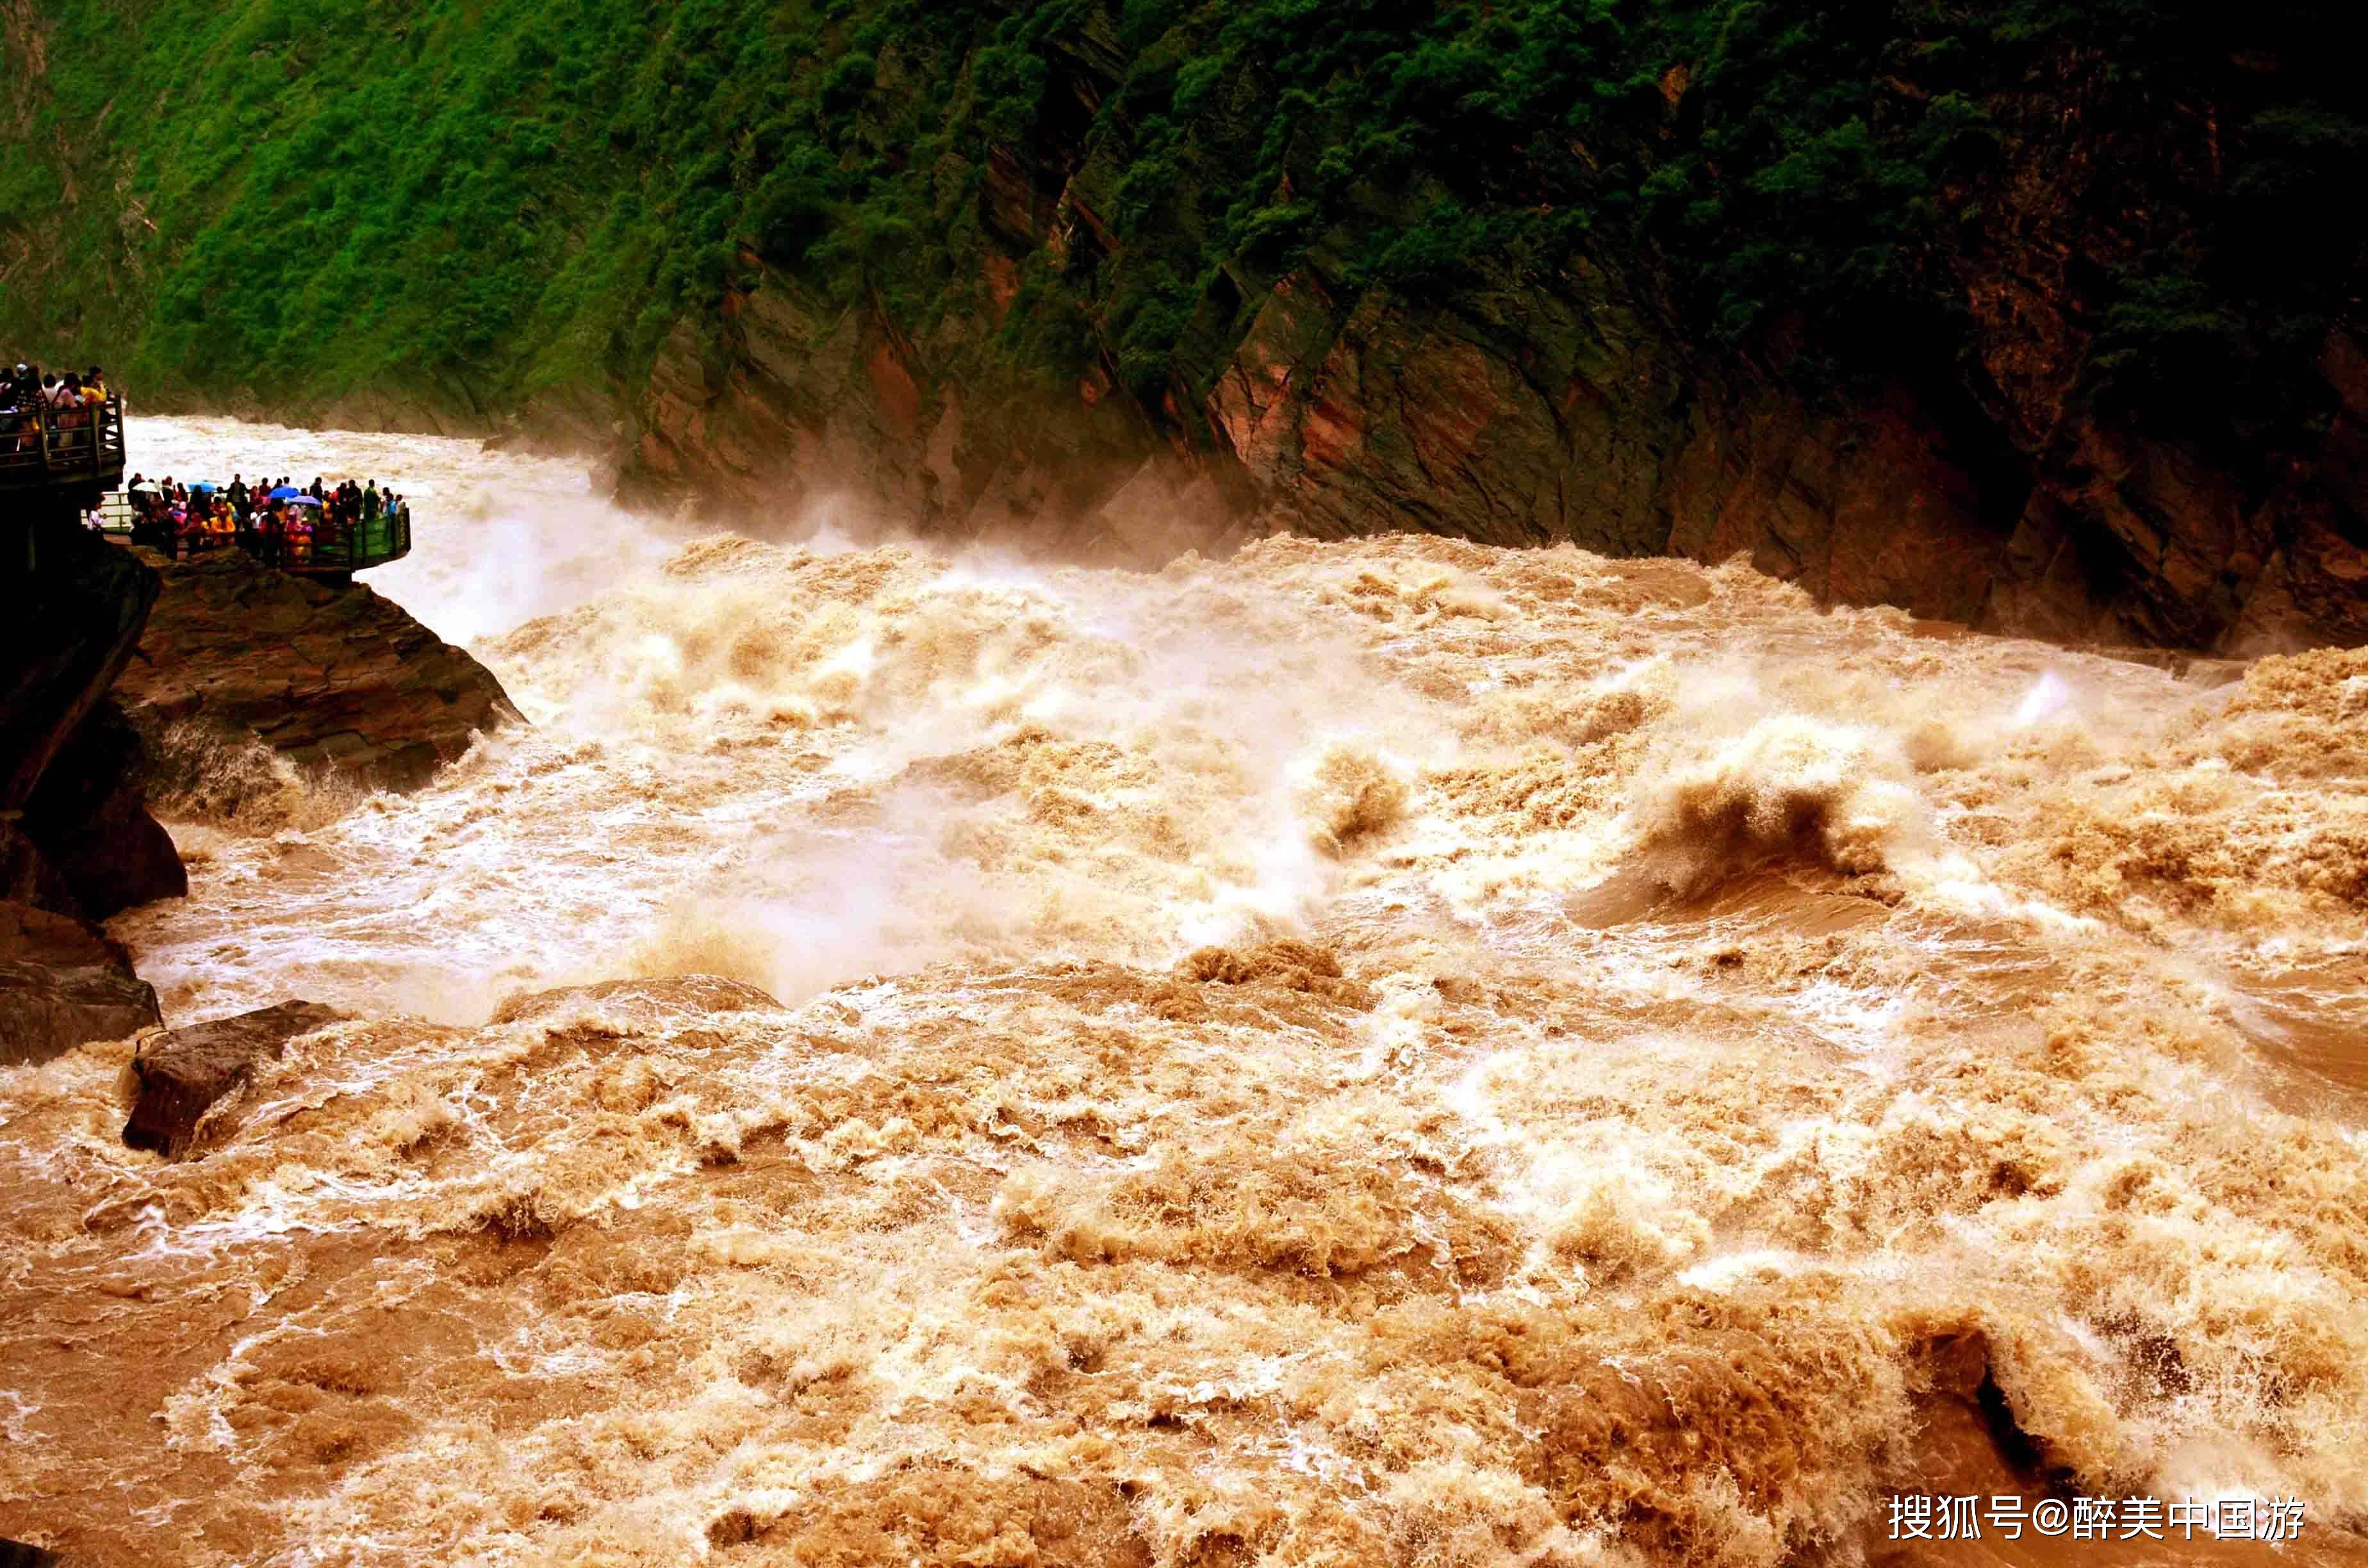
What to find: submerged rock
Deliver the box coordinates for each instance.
[490,974,786,1027]
[122,999,349,1158]
[0,900,163,1067]
[112,547,516,793]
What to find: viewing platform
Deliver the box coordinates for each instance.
[99,489,413,581]
[0,392,126,503]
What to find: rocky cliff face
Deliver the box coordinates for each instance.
[0,522,178,1065]
[0,523,185,922]
[112,548,519,794]
[617,17,2367,654]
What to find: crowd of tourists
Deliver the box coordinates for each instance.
[124,473,413,567]
[2,361,113,453]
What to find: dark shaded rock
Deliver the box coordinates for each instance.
[0,899,162,1067]
[0,819,80,915]
[1,525,158,811]
[0,1538,62,1568]
[20,699,186,919]
[111,547,517,792]
[122,1000,350,1158]
[0,524,183,925]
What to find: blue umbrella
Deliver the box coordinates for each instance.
[190,482,217,493]
[284,495,322,507]
[268,486,302,500]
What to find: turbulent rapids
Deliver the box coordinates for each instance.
[4,419,2368,1566]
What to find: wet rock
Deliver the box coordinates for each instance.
[19,699,186,919]
[111,547,517,792]
[122,1000,349,1158]
[0,1539,61,1568]
[0,899,163,1067]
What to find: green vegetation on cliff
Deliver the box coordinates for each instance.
[2,0,2360,441]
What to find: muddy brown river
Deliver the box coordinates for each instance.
[3,417,2365,1565]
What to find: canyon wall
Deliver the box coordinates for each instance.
[8,0,2364,649]
[619,22,2368,651]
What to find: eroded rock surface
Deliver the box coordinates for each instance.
[122,1000,349,1158]
[112,547,516,791]
[0,901,161,1067]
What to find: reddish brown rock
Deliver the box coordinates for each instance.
[122,1000,350,1158]
[111,547,516,792]
[0,899,162,1066]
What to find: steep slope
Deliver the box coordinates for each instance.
[4,0,2364,646]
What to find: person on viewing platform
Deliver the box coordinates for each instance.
[1,366,29,453]
[363,480,381,520]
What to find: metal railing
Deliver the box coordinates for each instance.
[292,505,413,573]
[0,395,126,489]
[104,490,414,575]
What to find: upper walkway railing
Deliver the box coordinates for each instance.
[101,488,413,576]
[0,394,127,493]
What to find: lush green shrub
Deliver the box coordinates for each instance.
[0,0,2355,455]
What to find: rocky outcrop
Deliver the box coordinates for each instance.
[0,522,181,1063]
[625,241,2366,651]
[0,1539,61,1568]
[1,520,157,813]
[0,900,162,1067]
[19,698,186,919]
[122,999,348,1157]
[111,547,518,791]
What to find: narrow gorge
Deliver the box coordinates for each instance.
[4,1,2367,1565]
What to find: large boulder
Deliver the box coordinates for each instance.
[111,547,516,792]
[0,900,163,1067]
[122,1000,350,1158]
